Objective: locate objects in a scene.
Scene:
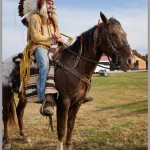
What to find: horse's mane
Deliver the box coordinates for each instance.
[61,25,97,59]
[63,17,120,56]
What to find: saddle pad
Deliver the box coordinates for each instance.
[25,62,58,103]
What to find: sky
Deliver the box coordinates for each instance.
[2,0,148,61]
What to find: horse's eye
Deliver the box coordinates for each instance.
[111,33,118,38]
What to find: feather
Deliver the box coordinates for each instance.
[23,0,38,21]
[18,0,38,27]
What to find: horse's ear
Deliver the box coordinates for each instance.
[100,12,109,26]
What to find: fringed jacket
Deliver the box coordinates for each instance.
[20,13,57,94]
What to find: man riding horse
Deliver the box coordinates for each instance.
[19,0,93,116]
[3,4,136,148]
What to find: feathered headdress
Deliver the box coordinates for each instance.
[18,0,46,27]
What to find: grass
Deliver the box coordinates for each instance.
[3,72,148,150]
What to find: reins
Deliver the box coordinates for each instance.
[63,43,100,65]
[63,44,112,69]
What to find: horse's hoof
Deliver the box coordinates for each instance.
[23,137,31,143]
[66,146,72,150]
[64,145,72,150]
[2,143,11,150]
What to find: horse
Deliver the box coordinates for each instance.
[2,12,135,150]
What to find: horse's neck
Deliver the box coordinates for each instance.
[59,40,81,67]
[59,25,104,79]
[78,50,103,79]
[76,26,104,78]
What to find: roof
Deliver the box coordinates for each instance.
[132,50,148,62]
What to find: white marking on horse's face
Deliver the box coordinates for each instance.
[56,140,63,150]
[120,29,124,34]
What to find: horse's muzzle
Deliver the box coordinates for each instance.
[120,55,136,71]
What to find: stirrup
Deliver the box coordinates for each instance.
[40,99,54,116]
[40,99,46,116]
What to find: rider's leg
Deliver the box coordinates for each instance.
[35,47,54,116]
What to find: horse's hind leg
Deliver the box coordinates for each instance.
[3,119,12,150]
[65,103,81,150]
[3,108,10,147]
[16,97,31,143]
[3,122,11,150]
[2,86,15,150]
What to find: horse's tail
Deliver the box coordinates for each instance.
[2,53,23,126]
[2,85,16,126]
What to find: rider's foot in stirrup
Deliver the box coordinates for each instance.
[40,94,54,116]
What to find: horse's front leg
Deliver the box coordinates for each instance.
[65,102,82,150]
[56,98,70,150]
[16,97,31,143]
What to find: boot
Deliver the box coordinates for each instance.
[40,94,54,116]
[82,96,94,103]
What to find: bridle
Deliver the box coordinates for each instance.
[62,23,130,70]
[95,24,130,70]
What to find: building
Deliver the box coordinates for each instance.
[132,50,148,70]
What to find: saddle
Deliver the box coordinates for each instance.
[24,44,65,103]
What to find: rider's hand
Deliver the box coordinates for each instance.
[52,32,61,40]
[52,32,64,44]
[56,38,64,44]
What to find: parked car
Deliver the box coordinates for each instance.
[99,69,109,77]
[94,62,110,74]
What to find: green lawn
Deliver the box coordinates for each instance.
[5,72,148,150]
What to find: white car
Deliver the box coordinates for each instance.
[94,62,110,73]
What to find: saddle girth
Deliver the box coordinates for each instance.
[55,60,91,86]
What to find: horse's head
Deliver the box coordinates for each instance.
[100,12,135,71]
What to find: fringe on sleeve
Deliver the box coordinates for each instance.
[20,43,32,95]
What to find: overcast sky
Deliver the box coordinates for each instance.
[2,0,148,61]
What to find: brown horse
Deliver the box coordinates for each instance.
[2,12,135,150]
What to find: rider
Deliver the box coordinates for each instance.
[20,0,93,116]
[20,0,64,116]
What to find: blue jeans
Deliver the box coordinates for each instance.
[35,47,49,101]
